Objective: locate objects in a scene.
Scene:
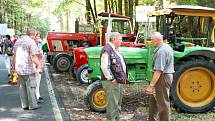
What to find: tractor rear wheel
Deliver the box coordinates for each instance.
[76,64,89,84]
[171,58,215,113]
[53,54,73,72]
[86,81,107,112]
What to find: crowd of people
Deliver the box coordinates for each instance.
[1,29,44,110]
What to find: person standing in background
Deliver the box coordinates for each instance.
[2,35,14,81]
[35,32,44,103]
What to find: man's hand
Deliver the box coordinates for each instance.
[112,79,118,84]
[36,64,42,73]
[146,85,154,95]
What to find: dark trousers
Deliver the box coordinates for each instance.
[149,74,173,121]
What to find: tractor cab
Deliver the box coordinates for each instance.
[150,5,215,48]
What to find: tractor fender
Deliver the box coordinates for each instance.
[187,50,215,60]
[54,52,73,60]
[175,50,215,62]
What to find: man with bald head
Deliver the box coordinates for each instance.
[100,32,127,121]
[146,32,174,121]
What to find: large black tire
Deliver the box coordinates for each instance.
[86,81,107,112]
[171,58,215,113]
[76,64,89,84]
[53,54,73,72]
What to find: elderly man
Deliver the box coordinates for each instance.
[100,32,127,121]
[146,32,174,121]
[12,29,41,110]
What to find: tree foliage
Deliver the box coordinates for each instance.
[0,0,50,37]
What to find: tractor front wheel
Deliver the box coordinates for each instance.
[171,59,215,113]
[76,64,89,84]
[86,81,107,112]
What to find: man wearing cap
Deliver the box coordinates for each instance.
[100,32,127,121]
[146,32,174,121]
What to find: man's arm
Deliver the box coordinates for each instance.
[31,55,41,72]
[101,52,113,80]
[146,70,162,94]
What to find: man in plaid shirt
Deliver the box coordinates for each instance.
[12,29,41,110]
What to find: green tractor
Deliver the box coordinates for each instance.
[85,6,215,113]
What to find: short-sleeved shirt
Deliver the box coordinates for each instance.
[152,43,174,73]
[14,36,40,75]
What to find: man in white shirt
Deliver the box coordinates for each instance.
[100,32,127,121]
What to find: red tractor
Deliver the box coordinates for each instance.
[47,12,144,73]
[71,12,145,84]
[46,32,98,72]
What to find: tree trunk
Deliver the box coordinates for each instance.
[160,0,164,8]
[93,0,97,18]
[118,0,122,15]
[88,0,96,24]
[108,0,111,12]
[114,0,117,14]
[111,0,114,13]
[86,0,91,24]
[86,0,96,24]
[134,0,139,34]
[66,11,69,32]
[129,0,133,27]
[104,0,108,12]
[59,14,64,31]
[124,0,129,16]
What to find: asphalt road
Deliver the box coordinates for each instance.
[0,54,61,121]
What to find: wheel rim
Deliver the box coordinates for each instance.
[80,68,88,83]
[92,89,107,109]
[177,67,215,107]
[61,60,66,65]
[57,57,70,71]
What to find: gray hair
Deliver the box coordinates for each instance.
[151,32,163,41]
[26,29,38,36]
[110,32,121,39]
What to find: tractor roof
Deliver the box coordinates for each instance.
[151,5,215,17]
[98,12,130,19]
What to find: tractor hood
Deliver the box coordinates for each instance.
[85,46,148,63]
[84,46,149,81]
